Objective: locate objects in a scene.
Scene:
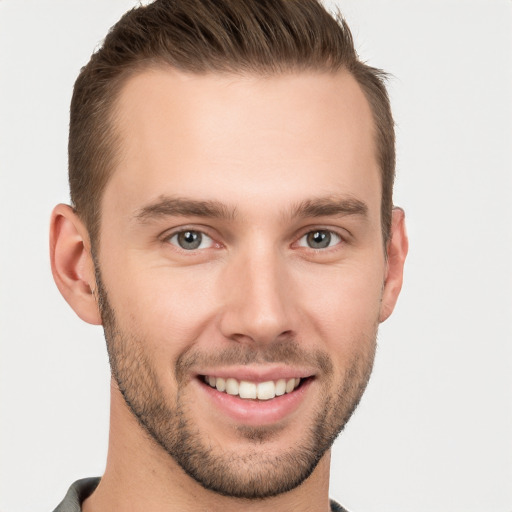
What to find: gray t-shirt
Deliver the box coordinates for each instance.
[53,478,350,511]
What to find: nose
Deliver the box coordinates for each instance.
[218,245,297,346]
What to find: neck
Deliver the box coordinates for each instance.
[83,384,332,512]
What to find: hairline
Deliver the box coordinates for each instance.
[88,62,387,253]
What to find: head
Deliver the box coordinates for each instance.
[51,0,407,502]
[68,0,395,249]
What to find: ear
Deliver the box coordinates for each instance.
[50,204,102,325]
[379,207,409,323]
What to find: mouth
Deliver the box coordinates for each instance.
[194,368,315,425]
[201,375,305,401]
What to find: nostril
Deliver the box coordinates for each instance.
[229,333,257,344]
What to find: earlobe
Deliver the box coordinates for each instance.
[379,207,409,323]
[50,204,102,325]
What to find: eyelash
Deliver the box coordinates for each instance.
[164,228,218,252]
[295,229,343,250]
[163,226,346,253]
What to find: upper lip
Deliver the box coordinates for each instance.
[195,365,315,383]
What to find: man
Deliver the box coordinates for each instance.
[49,0,407,510]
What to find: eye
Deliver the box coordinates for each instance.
[297,230,342,249]
[168,230,214,250]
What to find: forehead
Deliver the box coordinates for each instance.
[105,68,380,220]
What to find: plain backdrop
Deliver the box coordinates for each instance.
[1,1,511,511]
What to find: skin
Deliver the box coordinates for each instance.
[50,69,408,512]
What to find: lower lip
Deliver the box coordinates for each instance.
[197,378,313,426]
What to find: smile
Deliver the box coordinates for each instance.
[202,375,301,400]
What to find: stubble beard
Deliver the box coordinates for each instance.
[95,268,377,499]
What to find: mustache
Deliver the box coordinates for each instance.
[175,339,333,383]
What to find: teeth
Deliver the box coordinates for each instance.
[225,378,239,395]
[215,377,226,392]
[275,379,286,396]
[257,380,275,400]
[239,381,257,399]
[204,375,302,400]
[285,378,296,393]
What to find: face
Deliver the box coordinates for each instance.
[95,69,387,498]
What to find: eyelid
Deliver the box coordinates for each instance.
[158,224,349,252]
[169,231,214,250]
[293,225,349,246]
[160,225,221,250]
[296,229,344,250]
[160,223,214,239]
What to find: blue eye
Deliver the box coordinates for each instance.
[298,230,341,249]
[168,230,214,250]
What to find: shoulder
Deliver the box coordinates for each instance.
[52,477,100,512]
[330,498,351,512]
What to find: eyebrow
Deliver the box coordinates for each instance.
[289,196,368,220]
[134,196,237,222]
[134,194,368,223]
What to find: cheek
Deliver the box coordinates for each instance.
[100,257,223,360]
[294,259,384,348]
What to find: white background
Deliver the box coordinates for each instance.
[1,1,511,511]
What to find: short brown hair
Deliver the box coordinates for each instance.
[69,0,395,246]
